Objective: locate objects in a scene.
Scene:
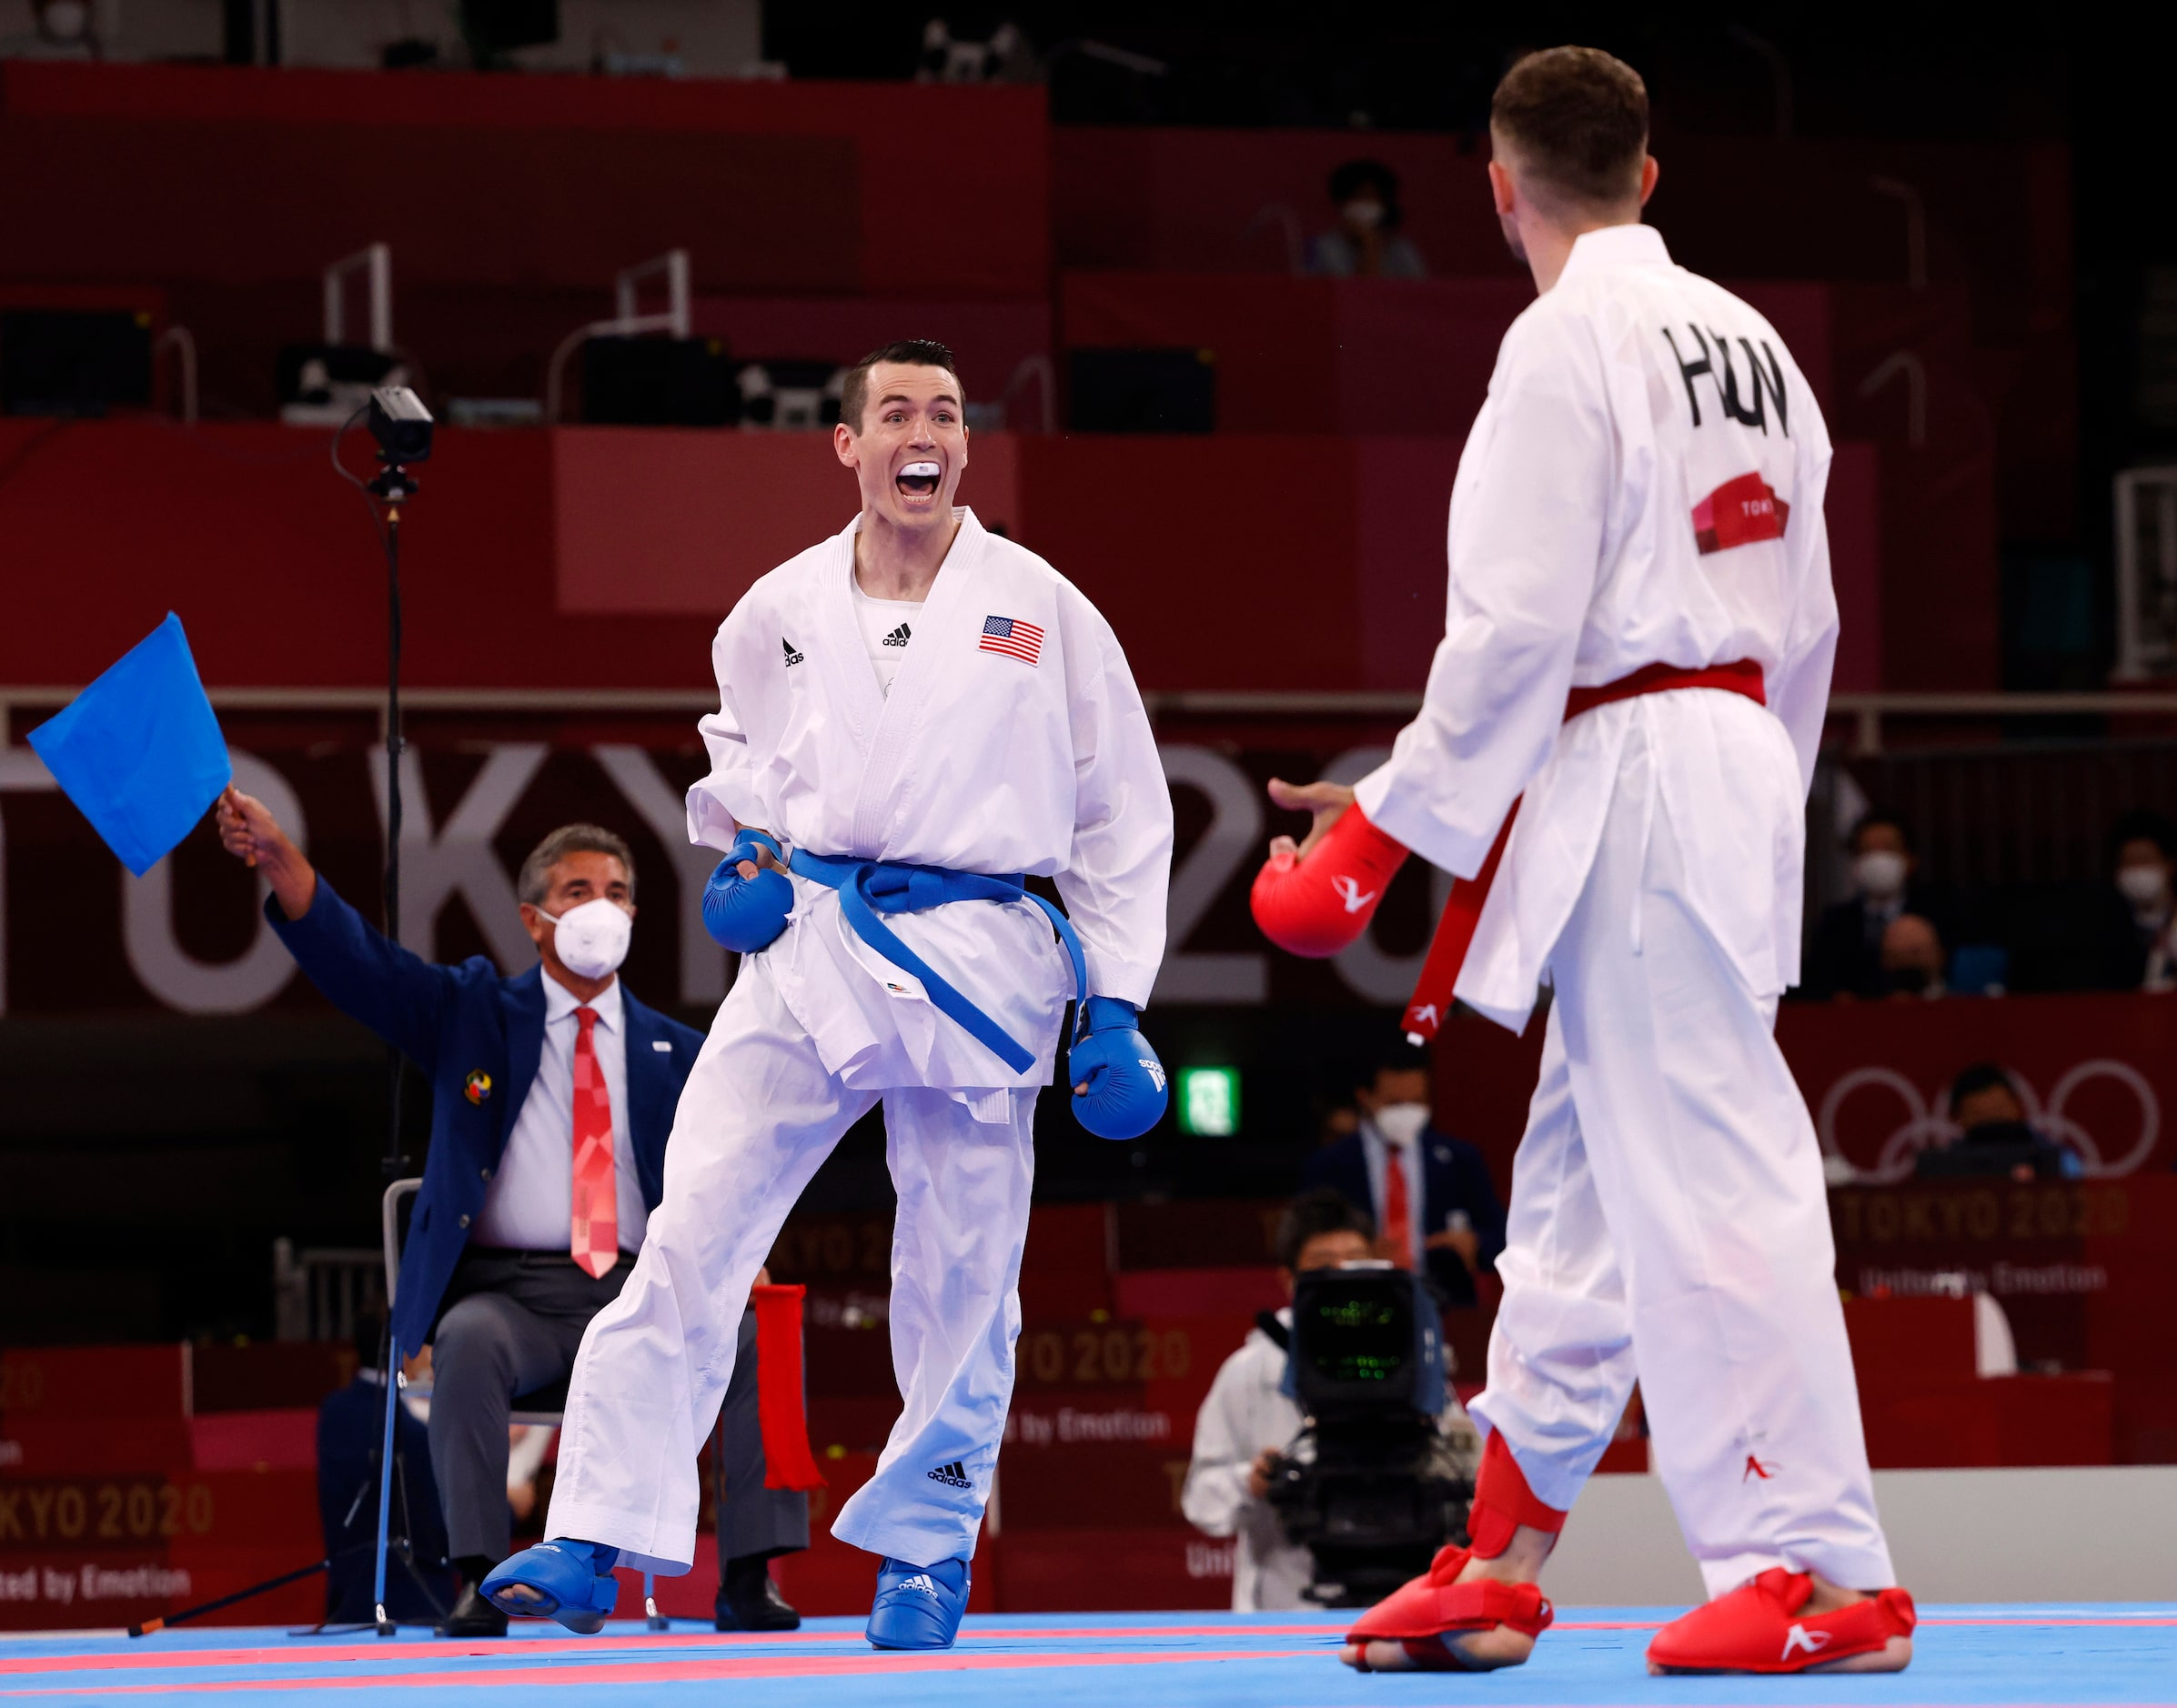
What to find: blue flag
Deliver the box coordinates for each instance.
[28,613,232,877]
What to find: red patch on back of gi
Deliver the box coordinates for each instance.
[1693,471,1789,554]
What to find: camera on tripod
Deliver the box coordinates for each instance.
[1262,1261,1472,1607]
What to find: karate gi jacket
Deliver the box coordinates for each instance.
[1356,225,1839,1029]
[688,507,1174,1103]
[267,878,700,1351]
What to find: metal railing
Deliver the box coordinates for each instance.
[2115,466,2177,681]
[5,685,2177,754]
[272,1236,384,1344]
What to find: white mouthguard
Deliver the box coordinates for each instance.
[900,461,941,479]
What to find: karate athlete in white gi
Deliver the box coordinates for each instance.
[485,339,1174,1650]
[1251,49,1915,1678]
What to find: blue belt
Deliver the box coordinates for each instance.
[787,849,1088,1074]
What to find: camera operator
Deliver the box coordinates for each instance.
[1181,1189,1477,1611]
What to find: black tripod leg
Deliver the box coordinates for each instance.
[390,1449,452,1623]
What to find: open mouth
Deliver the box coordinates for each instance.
[896,460,942,501]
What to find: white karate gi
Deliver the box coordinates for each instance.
[547,508,1172,1574]
[1182,1311,1478,1612]
[1356,225,1895,1598]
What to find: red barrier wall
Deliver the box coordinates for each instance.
[1053,128,2071,543]
[0,62,1049,300]
[0,419,1886,696]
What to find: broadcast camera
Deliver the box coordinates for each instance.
[1261,1261,1471,1607]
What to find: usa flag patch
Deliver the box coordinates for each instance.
[979,615,1043,666]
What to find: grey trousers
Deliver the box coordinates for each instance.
[430,1250,810,1569]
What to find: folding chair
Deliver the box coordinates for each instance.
[377,1179,663,1634]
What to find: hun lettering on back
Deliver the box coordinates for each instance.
[1659,326,1789,438]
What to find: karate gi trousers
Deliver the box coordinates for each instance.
[1466,710,1897,1600]
[546,954,1033,1575]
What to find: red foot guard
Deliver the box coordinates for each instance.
[1647,1569,1918,1674]
[1345,1544,1555,1671]
[1342,1433,1567,1673]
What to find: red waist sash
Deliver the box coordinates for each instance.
[1400,660,1766,1043]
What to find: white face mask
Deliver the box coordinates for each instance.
[1372,1102,1430,1149]
[2118,865,2171,909]
[538,897,631,980]
[1853,849,1909,901]
[1341,198,1386,230]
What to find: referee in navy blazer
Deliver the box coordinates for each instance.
[217,795,807,1638]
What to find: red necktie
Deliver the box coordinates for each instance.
[569,1007,618,1279]
[1382,1144,1414,1271]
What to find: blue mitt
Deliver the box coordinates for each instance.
[1068,996,1169,1140]
[701,829,793,953]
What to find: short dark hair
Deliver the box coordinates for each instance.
[841,338,963,435]
[2109,808,2177,868]
[1355,1038,1433,1096]
[1328,157,1403,226]
[518,823,637,907]
[1275,1186,1376,1271]
[1849,809,1912,854]
[1490,45,1648,209]
[1950,1062,2019,1110]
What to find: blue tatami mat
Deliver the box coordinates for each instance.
[0,1605,2170,1706]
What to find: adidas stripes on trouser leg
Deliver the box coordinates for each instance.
[547,955,1031,1575]
[831,1083,1034,1566]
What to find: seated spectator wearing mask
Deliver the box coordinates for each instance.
[1305,158,1429,279]
[1181,1190,1478,1611]
[1302,1043,1506,1306]
[1806,810,1950,999]
[1914,1063,2078,1181]
[216,796,809,1638]
[1880,913,1948,1000]
[2100,810,2177,993]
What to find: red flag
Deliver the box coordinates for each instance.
[751,1282,827,1492]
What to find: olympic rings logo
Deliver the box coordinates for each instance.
[1816,1060,2161,1183]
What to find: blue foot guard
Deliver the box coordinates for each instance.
[481,1540,623,1635]
[866,1556,972,1650]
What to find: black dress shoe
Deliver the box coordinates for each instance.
[438,1583,510,1639]
[715,1568,800,1632]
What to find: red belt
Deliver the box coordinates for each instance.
[1400,660,1766,1042]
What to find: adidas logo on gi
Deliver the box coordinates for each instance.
[882,623,912,648]
[781,636,805,667]
[899,1572,944,1597]
[926,1460,973,1490]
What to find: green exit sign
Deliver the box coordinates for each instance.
[1178,1066,1241,1136]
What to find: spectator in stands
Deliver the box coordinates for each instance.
[0,0,98,59]
[2099,809,2177,993]
[317,1318,453,1626]
[1315,1101,1360,1150]
[217,795,808,1639]
[1914,1063,2077,1181]
[1880,913,1948,1000]
[1805,809,1949,999]
[505,1425,552,1526]
[1305,158,1428,279]
[1302,1041,1505,1306]
[1181,1190,1479,1611]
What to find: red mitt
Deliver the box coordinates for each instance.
[1250,800,1410,958]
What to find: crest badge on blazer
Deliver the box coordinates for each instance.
[464,1069,493,1105]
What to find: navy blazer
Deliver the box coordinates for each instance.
[268,878,703,1351]
[1302,1125,1508,1307]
